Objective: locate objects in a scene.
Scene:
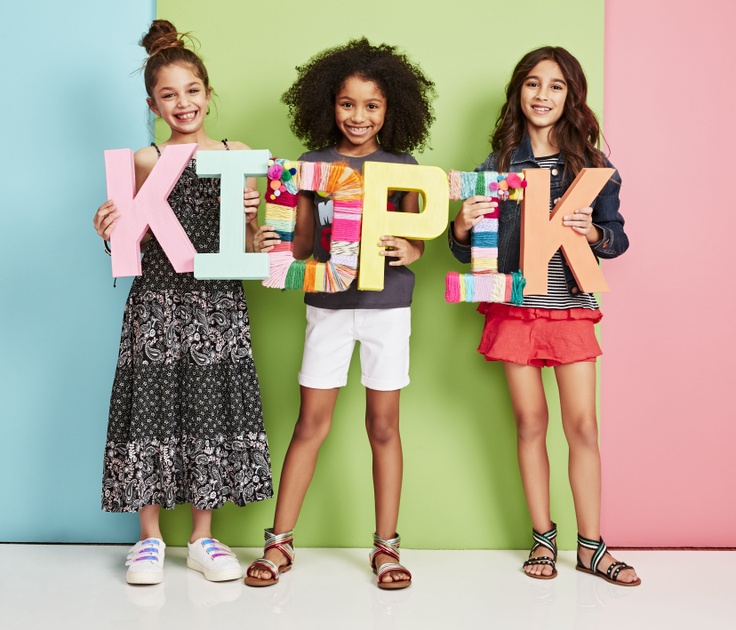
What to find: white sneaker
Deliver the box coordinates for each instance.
[126,538,165,585]
[187,538,242,582]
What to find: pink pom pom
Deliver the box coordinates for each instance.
[489,181,499,191]
[268,164,284,179]
[507,173,522,188]
[520,180,528,188]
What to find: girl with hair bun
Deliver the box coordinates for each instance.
[450,46,640,586]
[93,19,272,586]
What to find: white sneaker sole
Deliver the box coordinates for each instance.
[126,569,163,585]
[187,557,242,582]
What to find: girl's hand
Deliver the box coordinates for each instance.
[379,235,422,266]
[453,196,498,244]
[243,188,261,224]
[93,199,119,240]
[254,225,281,253]
[563,207,602,243]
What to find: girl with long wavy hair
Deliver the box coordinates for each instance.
[449,46,640,586]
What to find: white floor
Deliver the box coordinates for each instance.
[0,545,729,629]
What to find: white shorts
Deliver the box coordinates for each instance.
[298,306,411,391]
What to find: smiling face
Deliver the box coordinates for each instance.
[334,74,386,156]
[147,63,210,138]
[520,59,567,138]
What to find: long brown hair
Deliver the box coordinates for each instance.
[491,46,605,177]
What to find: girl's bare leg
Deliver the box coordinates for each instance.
[190,507,212,542]
[504,362,556,577]
[555,361,638,584]
[139,504,162,540]
[247,386,339,580]
[365,388,408,584]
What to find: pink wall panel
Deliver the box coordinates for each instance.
[602,0,736,546]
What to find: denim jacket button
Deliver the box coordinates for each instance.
[551,168,559,176]
[571,287,579,294]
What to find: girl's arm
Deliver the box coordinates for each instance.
[291,191,315,260]
[587,166,628,259]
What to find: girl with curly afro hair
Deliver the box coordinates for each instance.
[246,39,436,591]
[281,37,435,154]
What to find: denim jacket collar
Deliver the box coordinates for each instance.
[509,134,566,169]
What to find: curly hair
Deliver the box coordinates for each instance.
[281,38,436,154]
[491,46,606,177]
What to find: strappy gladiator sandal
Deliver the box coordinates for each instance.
[522,523,558,579]
[576,534,641,587]
[369,533,412,590]
[244,528,294,587]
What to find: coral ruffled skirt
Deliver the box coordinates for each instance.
[477,303,603,367]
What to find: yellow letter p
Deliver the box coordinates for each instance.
[358,162,449,291]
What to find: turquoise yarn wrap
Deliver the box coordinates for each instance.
[510,271,526,305]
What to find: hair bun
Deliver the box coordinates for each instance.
[140,19,183,56]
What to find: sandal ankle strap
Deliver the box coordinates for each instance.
[577,534,607,573]
[531,522,557,559]
[264,528,295,564]
[370,532,401,566]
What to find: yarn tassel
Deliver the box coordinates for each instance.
[510,271,525,305]
[284,260,306,290]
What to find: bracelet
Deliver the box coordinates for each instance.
[103,240,112,256]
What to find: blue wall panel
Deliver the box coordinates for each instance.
[1,1,155,542]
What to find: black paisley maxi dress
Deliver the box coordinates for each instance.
[101,150,273,512]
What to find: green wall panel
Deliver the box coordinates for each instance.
[155,0,605,550]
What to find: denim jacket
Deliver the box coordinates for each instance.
[448,135,629,296]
